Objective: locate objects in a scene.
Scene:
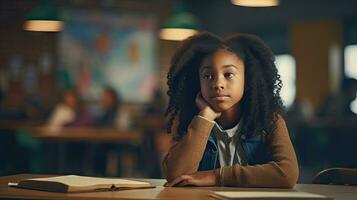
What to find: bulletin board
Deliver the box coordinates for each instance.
[58,10,158,103]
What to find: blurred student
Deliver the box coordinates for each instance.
[47,89,78,131]
[96,87,121,127]
[97,87,132,130]
[47,88,95,131]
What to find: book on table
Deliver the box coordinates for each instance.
[210,191,333,200]
[8,175,155,193]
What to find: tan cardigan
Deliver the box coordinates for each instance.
[162,115,299,188]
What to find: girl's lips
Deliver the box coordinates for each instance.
[211,95,229,101]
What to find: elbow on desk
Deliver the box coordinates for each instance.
[276,164,299,188]
[252,161,299,188]
[161,153,191,182]
[162,160,197,183]
[271,154,300,188]
[162,158,176,182]
[162,164,182,183]
[276,174,298,188]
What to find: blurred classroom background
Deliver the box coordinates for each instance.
[0,0,356,183]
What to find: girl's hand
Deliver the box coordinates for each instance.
[196,92,221,120]
[164,169,219,187]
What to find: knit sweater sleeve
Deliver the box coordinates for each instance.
[162,116,215,182]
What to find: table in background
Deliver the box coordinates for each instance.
[30,127,143,143]
[1,125,145,176]
[0,174,356,200]
[31,127,144,176]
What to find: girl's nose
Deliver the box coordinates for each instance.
[213,77,225,90]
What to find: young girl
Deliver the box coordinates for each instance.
[163,32,298,188]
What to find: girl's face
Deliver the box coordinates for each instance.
[199,48,245,112]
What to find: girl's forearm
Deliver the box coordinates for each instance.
[163,116,215,181]
[219,160,298,188]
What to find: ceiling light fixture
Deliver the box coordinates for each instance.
[159,4,200,41]
[231,0,280,7]
[24,0,63,32]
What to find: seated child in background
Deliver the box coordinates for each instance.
[96,87,121,127]
[47,89,79,131]
[47,89,95,131]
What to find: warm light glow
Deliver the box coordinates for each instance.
[345,45,357,114]
[345,45,357,79]
[231,0,279,7]
[275,54,296,108]
[159,28,198,41]
[24,20,63,32]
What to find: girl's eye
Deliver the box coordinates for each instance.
[203,74,214,80]
[225,73,235,79]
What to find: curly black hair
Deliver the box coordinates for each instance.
[165,32,284,140]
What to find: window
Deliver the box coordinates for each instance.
[344,45,357,114]
[275,54,296,108]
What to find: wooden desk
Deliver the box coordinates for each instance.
[0,174,356,199]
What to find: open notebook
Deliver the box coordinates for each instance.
[210,191,333,200]
[8,175,155,193]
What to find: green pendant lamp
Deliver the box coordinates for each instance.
[159,3,200,41]
[24,0,63,32]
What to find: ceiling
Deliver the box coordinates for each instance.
[184,0,357,35]
[1,0,357,35]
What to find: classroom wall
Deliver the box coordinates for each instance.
[291,20,343,110]
[0,1,58,111]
